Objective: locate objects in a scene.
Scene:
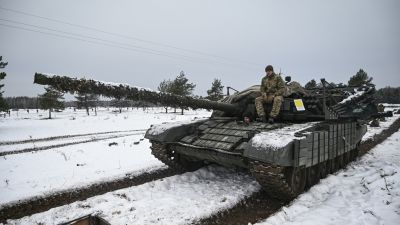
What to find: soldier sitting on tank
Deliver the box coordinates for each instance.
[255,65,285,124]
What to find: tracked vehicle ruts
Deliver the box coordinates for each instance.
[34,73,391,200]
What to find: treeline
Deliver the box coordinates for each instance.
[156,71,223,114]
[374,87,400,104]
[5,96,39,109]
[4,97,156,109]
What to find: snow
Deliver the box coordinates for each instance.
[0,136,163,205]
[98,80,154,92]
[0,108,209,142]
[146,118,207,136]
[250,123,316,150]
[0,130,141,154]
[382,103,400,108]
[0,108,211,206]
[339,88,365,104]
[362,109,400,142]
[4,166,260,225]
[255,131,400,225]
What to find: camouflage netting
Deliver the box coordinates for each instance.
[34,73,240,113]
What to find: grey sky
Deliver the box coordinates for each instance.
[0,0,399,98]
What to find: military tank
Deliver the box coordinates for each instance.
[33,73,391,200]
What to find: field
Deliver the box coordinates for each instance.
[0,107,211,205]
[0,107,399,225]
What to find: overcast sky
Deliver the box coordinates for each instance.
[0,0,399,98]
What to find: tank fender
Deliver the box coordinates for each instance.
[145,119,206,142]
[243,141,294,167]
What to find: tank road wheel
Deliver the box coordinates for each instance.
[306,165,320,188]
[285,167,307,197]
[319,162,328,179]
[249,161,306,201]
[150,142,203,171]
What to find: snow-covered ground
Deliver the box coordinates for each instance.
[362,111,400,141]
[0,108,211,206]
[257,129,400,225]
[4,166,260,225]
[0,130,142,154]
[0,136,164,205]
[0,107,210,142]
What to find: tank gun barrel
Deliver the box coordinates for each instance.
[34,73,240,113]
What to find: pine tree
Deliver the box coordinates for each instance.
[0,56,9,112]
[39,86,64,119]
[157,79,173,113]
[170,71,196,115]
[348,69,372,86]
[75,92,99,116]
[170,71,196,96]
[206,79,224,101]
[305,79,317,89]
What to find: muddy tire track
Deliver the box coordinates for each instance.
[0,167,184,222]
[0,131,146,156]
[195,118,400,225]
[0,129,147,146]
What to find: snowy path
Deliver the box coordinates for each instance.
[0,129,144,145]
[257,130,400,225]
[0,130,146,155]
[362,112,400,141]
[4,166,260,225]
[0,108,211,206]
[0,136,164,205]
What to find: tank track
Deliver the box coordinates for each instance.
[150,142,202,171]
[150,142,181,169]
[249,160,299,201]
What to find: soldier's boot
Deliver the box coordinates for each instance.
[262,115,268,123]
[268,117,274,124]
[256,115,267,123]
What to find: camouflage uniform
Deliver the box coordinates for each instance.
[255,73,285,118]
[377,104,385,113]
[378,104,386,121]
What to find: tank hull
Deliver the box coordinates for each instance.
[146,118,367,199]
